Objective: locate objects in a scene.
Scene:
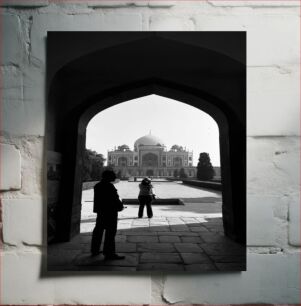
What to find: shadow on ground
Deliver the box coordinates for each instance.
[48,218,246,272]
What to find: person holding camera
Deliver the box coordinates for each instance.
[90,169,125,260]
[138,177,155,218]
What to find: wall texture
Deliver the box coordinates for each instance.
[0,0,300,304]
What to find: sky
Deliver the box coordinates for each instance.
[86,95,220,166]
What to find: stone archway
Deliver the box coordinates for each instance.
[47,32,246,244]
[142,153,158,167]
[146,169,154,177]
[173,157,183,167]
[118,156,128,167]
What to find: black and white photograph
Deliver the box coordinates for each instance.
[47,32,246,272]
[2,0,300,303]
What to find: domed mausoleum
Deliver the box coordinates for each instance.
[134,134,165,149]
[108,133,196,178]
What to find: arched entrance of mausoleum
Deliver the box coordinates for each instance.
[47,32,246,244]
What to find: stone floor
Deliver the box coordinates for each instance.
[48,181,246,272]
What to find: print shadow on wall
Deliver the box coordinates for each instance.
[46,32,246,272]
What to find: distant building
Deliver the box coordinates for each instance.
[108,133,196,178]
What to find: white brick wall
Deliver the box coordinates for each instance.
[0,143,21,191]
[2,251,151,304]
[2,13,25,65]
[0,0,300,304]
[248,67,300,136]
[0,0,49,6]
[163,253,300,303]
[289,194,301,246]
[2,198,44,246]
[149,16,194,30]
[247,196,277,246]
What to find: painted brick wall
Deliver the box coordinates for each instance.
[0,0,300,304]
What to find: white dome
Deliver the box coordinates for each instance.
[134,134,165,147]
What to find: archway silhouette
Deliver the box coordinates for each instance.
[47,32,246,244]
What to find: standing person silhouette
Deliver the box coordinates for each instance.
[138,177,154,218]
[90,169,125,260]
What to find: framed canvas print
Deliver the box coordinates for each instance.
[47,32,246,272]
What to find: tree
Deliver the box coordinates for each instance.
[173,169,178,178]
[196,152,215,181]
[82,149,92,181]
[90,158,105,180]
[116,170,122,179]
[179,168,188,179]
[82,149,106,181]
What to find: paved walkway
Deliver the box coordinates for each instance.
[48,181,246,272]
